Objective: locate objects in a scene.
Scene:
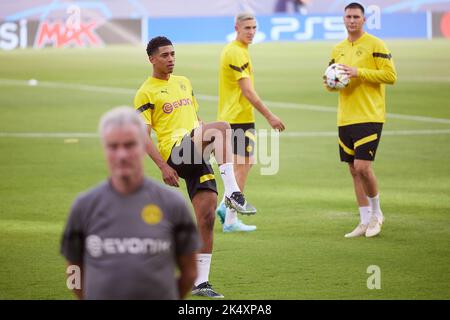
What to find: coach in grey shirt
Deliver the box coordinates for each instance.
[61,107,200,300]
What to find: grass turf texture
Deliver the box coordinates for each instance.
[0,40,449,299]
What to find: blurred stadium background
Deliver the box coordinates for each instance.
[1,0,450,299]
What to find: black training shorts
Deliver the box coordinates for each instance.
[230,123,256,157]
[167,130,218,200]
[338,122,383,162]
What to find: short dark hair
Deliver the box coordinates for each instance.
[146,36,172,57]
[345,2,365,14]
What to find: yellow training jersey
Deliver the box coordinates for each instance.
[218,40,255,124]
[134,75,199,161]
[329,32,397,127]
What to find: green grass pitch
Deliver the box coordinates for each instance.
[0,39,449,299]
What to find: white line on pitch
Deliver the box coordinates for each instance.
[0,132,99,138]
[274,129,450,137]
[2,129,450,139]
[1,78,450,125]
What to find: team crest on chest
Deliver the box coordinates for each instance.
[141,204,163,225]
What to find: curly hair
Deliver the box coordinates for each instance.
[146,36,173,57]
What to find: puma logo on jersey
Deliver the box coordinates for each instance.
[369,150,374,157]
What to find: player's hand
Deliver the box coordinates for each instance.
[322,75,330,88]
[340,65,358,78]
[268,114,286,132]
[161,164,179,187]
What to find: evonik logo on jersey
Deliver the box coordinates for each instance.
[162,98,193,114]
[86,235,171,257]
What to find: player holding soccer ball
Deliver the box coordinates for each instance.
[324,2,397,238]
[324,63,350,90]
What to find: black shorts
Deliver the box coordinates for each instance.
[167,131,218,200]
[230,123,256,157]
[338,122,383,162]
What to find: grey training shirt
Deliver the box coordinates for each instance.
[61,178,200,300]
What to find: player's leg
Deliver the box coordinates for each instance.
[191,123,256,215]
[353,123,384,237]
[191,190,224,298]
[167,138,224,298]
[192,190,216,254]
[222,155,256,232]
[192,121,233,165]
[344,162,371,238]
[234,158,253,192]
[231,123,257,193]
[217,124,256,231]
[348,162,370,207]
[353,159,383,237]
[339,125,370,238]
[353,160,378,198]
[191,190,215,283]
[184,156,223,298]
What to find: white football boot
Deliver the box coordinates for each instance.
[365,214,384,237]
[344,223,368,238]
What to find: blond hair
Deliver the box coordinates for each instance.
[235,13,255,24]
[99,106,147,141]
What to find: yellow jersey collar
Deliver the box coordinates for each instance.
[233,40,248,49]
[347,32,367,46]
[150,75,171,84]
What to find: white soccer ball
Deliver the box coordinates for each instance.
[28,79,38,86]
[324,63,350,90]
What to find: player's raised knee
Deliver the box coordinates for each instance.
[211,121,230,132]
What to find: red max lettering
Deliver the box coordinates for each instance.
[441,12,450,38]
[36,21,101,48]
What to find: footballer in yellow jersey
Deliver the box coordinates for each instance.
[218,39,255,125]
[134,36,257,298]
[215,13,285,231]
[324,3,397,238]
[330,32,396,128]
[134,75,200,162]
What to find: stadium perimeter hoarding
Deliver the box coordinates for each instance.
[1,0,449,19]
[432,11,450,38]
[146,13,428,43]
[0,19,141,50]
[2,12,449,50]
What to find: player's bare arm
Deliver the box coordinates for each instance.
[145,125,179,187]
[177,253,197,299]
[238,77,285,131]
